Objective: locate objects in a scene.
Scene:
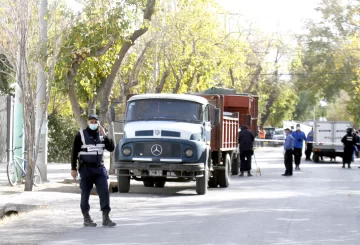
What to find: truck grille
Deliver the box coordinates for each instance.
[134,142,181,157]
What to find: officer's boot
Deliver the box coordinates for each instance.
[348,163,351,169]
[239,171,244,177]
[247,171,253,177]
[83,212,97,227]
[102,210,116,227]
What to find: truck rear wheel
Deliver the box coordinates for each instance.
[117,170,130,193]
[218,154,231,188]
[231,153,240,175]
[143,177,155,187]
[208,173,218,188]
[154,178,166,188]
[196,167,208,195]
[313,153,320,163]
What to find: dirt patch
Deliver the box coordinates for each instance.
[0,203,46,224]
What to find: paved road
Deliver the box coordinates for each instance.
[1,147,360,245]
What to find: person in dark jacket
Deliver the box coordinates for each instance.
[341,128,357,168]
[238,125,255,177]
[71,114,116,227]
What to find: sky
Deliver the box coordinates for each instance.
[218,0,322,34]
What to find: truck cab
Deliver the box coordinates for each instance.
[114,94,219,195]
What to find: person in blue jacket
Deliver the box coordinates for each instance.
[282,128,294,176]
[292,124,307,170]
[305,127,313,161]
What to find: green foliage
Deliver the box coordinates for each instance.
[48,113,79,163]
[0,54,14,95]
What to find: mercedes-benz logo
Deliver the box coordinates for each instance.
[151,144,162,156]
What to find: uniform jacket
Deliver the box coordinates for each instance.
[71,127,115,170]
[307,130,313,142]
[284,134,294,150]
[341,133,357,152]
[292,130,307,149]
[238,126,255,152]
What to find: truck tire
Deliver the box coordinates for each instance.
[154,178,166,188]
[218,154,231,188]
[208,173,218,188]
[231,153,240,175]
[196,166,208,195]
[143,177,155,187]
[313,153,320,163]
[117,170,130,193]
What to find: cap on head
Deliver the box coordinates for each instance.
[347,128,353,134]
[88,114,99,121]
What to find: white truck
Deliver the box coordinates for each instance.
[312,121,351,162]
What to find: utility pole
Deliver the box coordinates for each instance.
[35,0,48,181]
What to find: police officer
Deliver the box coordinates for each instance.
[282,128,294,176]
[238,125,255,177]
[305,127,313,161]
[341,128,356,168]
[292,124,307,170]
[71,114,116,227]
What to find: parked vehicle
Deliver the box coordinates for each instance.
[113,91,258,195]
[312,121,351,162]
[264,127,275,140]
[271,128,285,146]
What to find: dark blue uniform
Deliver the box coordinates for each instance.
[71,127,115,213]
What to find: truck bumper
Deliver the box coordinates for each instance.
[114,162,205,178]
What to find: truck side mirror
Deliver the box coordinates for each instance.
[214,108,221,126]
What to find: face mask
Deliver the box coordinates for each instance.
[89,123,98,130]
[296,127,300,130]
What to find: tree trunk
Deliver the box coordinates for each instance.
[245,65,262,93]
[229,68,235,87]
[67,62,87,129]
[35,0,49,181]
[156,70,169,93]
[99,0,156,124]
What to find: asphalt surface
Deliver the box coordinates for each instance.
[1,147,360,245]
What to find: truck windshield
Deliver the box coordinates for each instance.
[126,99,203,123]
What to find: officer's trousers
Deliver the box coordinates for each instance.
[79,165,110,213]
[293,148,303,166]
[240,150,252,171]
[284,150,293,175]
[305,143,313,160]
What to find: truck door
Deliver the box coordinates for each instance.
[204,105,212,144]
[315,122,332,149]
[334,122,351,152]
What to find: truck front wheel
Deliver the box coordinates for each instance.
[218,154,231,188]
[196,167,208,195]
[117,170,130,193]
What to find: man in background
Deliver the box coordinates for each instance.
[305,127,313,161]
[258,127,266,147]
[292,124,307,170]
[282,128,294,176]
[238,125,255,177]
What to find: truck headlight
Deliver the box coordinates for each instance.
[185,148,194,158]
[122,147,132,156]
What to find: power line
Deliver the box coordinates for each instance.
[248,72,354,76]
